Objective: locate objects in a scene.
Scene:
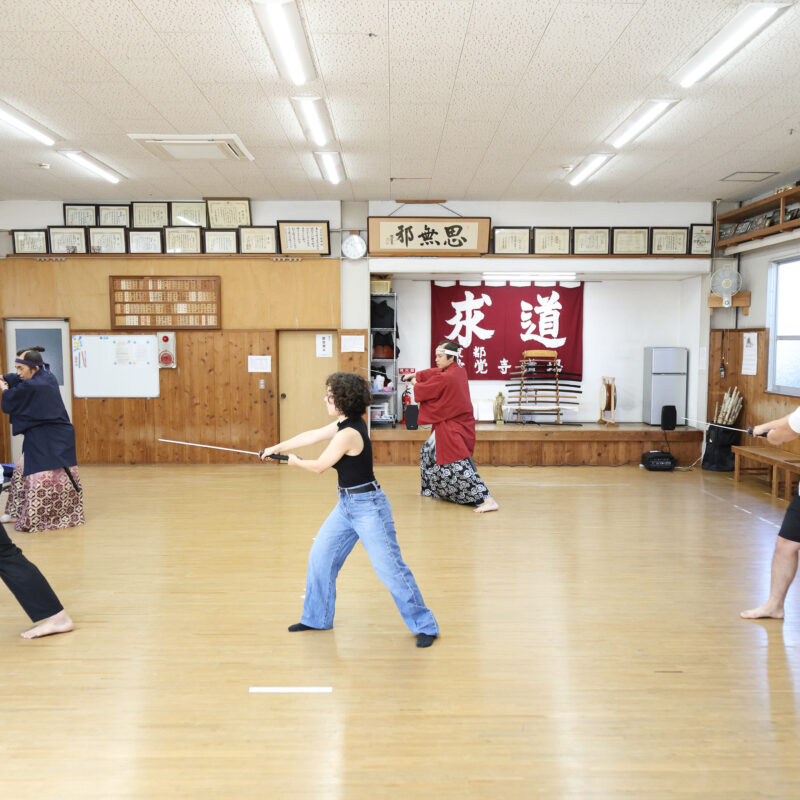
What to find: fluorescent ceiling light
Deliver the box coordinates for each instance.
[59,150,123,184]
[483,273,577,281]
[568,154,613,186]
[0,102,56,146]
[314,151,344,185]
[253,0,316,86]
[675,2,790,88]
[606,100,678,148]
[291,96,333,146]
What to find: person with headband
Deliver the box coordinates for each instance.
[0,346,85,532]
[260,371,439,648]
[403,339,498,513]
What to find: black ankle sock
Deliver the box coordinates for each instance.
[416,633,437,648]
[288,623,315,632]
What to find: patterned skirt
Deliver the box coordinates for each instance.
[419,434,490,506]
[3,458,85,533]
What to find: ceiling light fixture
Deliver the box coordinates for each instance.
[606,99,678,148]
[0,101,56,146]
[253,0,316,86]
[314,151,344,185]
[291,96,333,146]
[675,2,790,88]
[568,154,613,187]
[59,150,123,184]
[483,273,577,281]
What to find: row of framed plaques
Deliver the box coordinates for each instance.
[11,221,331,256]
[62,199,253,229]
[491,224,713,256]
[717,206,800,241]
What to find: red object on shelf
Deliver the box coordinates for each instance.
[401,386,412,424]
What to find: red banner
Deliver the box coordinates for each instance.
[430,282,583,380]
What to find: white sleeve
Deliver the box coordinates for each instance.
[788,406,800,434]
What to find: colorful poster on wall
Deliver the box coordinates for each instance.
[430,282,584,379]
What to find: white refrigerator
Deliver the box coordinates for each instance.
[642,347,687,425]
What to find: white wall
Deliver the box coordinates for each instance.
[395,278,705,424]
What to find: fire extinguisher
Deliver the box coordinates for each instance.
[401,385,412,424]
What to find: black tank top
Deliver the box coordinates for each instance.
[334,416,376,488]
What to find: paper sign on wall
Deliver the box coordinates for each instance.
[341,335,365,353]
[741,332,758,376]
[248,355,272,373]
[316,334,333,358]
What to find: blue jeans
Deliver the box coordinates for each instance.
[300,483,439,635]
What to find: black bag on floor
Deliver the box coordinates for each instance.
[701,424,739,471]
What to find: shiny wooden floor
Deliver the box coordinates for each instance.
[2,463,799,799]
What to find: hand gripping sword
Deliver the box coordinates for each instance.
[157,438,289,460]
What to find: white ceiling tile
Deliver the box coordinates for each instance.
[303,0,389,33]
[312,33,388,83]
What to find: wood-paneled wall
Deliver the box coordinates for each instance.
[1,256,373,464]
[371,424,702,466]
[1,255,340,329]
[71,330,276,464]
[708,328,800,455]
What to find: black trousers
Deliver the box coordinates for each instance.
[0,522,63,622]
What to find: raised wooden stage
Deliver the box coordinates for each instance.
[371,422,703,466]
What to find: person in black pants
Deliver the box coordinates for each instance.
[260,371,439,647]
[0,519,74,638]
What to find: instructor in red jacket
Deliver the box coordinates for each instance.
[404,340,498,513]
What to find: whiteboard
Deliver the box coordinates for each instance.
[72,334,160,398]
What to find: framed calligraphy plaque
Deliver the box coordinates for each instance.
[651,227,688,255]
[110,275,221,330]
[277,220,330,255]
[492,227,531,254]
[367,217,491,256]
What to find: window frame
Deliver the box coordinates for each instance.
[767,256,800,397]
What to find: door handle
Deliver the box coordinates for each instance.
[280,393,287,399]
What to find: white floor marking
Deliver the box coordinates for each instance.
[490,482,630,487]
[249,686,332,694]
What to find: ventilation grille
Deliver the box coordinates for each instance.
[127,133,254,161]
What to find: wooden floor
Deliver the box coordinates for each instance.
[2,462,799,799]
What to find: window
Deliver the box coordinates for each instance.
[767,258,800,396]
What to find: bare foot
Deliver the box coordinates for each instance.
[740,604,784,620]
[474,496,499,513]
[20,610,74,639]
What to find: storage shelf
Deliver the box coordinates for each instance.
[716,184,800,249]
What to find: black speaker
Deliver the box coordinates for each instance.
[404,404,419,430]
[660,405,677,431]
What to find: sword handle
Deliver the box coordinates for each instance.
[747,427,767,438]
[258,449,289,461]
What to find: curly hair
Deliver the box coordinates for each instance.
[326,371,371,417]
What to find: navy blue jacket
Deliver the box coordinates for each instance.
[2,367,78,475]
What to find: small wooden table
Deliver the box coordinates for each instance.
[732,445,800,500]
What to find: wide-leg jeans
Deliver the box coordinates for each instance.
[300,485,439,635]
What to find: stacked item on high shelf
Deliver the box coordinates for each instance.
[504,349,582,425]
[369,291,399,426]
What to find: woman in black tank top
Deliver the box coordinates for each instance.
[260,372,438,648]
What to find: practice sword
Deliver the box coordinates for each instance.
[682,417,766,437]
[157,438,289,460]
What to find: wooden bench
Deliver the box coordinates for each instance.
[732,445,800,500]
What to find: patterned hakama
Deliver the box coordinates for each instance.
[419,434,490,506]
[3,458,85,533]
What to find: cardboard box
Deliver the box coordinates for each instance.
[370,279,391,293]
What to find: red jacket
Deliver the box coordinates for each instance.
[414,363,475,465]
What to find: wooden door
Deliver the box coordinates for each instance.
[278,331,338,458]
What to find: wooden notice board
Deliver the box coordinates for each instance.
[110,275,221,329]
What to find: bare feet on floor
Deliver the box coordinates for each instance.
[20,610,74,639]
[474,496,499,513]
[740,604,784,620]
